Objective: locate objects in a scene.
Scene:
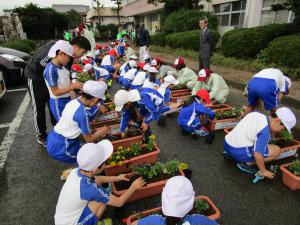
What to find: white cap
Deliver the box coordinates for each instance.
[48,40,73,58]
[77,140,113,171]
[164,75,179,85]
[128,60,137,68]
[129,55,138,60]
[83,63,93,72]
[143,53,150,61]
[162,176,195,218]
[275,107,296,133]
[151,59,158,66]
[143,64,151,72]
[284,76,292,89]
[87,51,95,58]
[149,67,158,74]
[198,69,207,78]
[83,80,106,100]
[114,89,141,112]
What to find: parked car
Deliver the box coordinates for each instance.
[0,70,6,98]
[0,47,31,85]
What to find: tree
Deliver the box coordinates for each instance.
[111,0,122,27]
[93,0,104,25]
[271,0,300,26]
[66,9,82,28]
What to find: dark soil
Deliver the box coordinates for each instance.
[209,104,227,110]
[109,129,143,141]
[269,139,296,148]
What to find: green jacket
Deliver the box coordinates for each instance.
[192,73,229,99]
[177,67,197,86]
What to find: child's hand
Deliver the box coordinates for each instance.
[117,174,129,181]
[141,122,148,132]
[96,126,110,136]
[121,132,126,138]
[72,82,83,90]
[131,177,146,190]
[262,170,275,179]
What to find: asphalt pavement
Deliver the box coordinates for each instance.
[0,81,299,225]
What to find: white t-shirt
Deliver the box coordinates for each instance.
[253,68,286,92]
[55,169,109,225]
[132,71,147,86]
[123,68,138,80]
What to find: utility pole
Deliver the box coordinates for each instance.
[93,0,101,25]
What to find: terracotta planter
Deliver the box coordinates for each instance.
[90,111,120,130]
[280,163,300,191]
[111,130,144,151]
[171,89,191,95]
[91,118,120,131]
[208,104,232,112]
[209,117,240,131]
[104,144,161,176]
[125,195,221,224]
[170,93,192,103]
[112,170,184,202]
[94,124,121,135]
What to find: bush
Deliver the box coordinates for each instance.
[165,30,220,51]
[221,23,294,59]
[96,23,118,41]
[150,32,166,46]
[162,9,218,34]
[1,39,36,54]
[258,34,300,69]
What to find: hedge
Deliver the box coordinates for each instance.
[1,39,36,54]
[151,32,166,46]
[164,30,220,51]
[221,23,294,59]
[258,34,300,69]
[162,9,218,34]
[96,23,118,41]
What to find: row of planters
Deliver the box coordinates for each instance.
[224,128,300,191]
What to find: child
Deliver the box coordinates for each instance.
[131,64,150,90]
[160,74,179,106]
[120,60,138,90]
[142,67,161,89]
[247,68,287,113]
[125,43,136,61]
[224,107,296,178]
[55,140,145,225]
[46,80,109,164]
[173,57,197,90]
[44,40,83,121]
[178,89,215,137]
[151,57,177,79]
[192,68,229,104]
[131,176,217,225]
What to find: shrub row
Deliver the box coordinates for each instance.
[1,39,36,54]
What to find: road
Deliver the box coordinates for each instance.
[0,82,299,225]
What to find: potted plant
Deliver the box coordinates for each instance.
[207,104,232,112]
[125,195,221,224]
[111,161,188,202]
[280,160,300,191]
[108,129,144,151]
[104,135,160,176]
[209,108,245,131]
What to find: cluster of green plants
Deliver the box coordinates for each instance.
[215,108,245,120]
[131,160,188,181]
[288,160,300,176]
[106,135,156,166]
[194,199,210,214]
[106,102,116,111]
[109,128,141,141]
[76,72,94,83]
[280,130,294,141]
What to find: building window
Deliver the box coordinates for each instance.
[260,0,293,25]
[214,0,246,28]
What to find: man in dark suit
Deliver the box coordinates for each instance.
[199,17,215,70]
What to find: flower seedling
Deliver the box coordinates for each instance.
[76,72,94,83]
[288,160,300,176]
[194,199,210,214]
[215,108,245,120]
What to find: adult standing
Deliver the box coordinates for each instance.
[136,24,150,62]
[25,36,91,147]
[199,17,215,70]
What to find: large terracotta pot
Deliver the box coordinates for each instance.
[111,130,144,151]
[280,163,300,191]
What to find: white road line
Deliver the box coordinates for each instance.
[0,123,11,129]
[6,88,28,93]
[0,92,30,168]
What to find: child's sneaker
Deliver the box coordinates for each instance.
[236,163,257,174]
[98,218,112,225]
[193,128,209,136]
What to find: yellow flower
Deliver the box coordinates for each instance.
[118,146,123,150]
[117,161,123,166]
[110,162,116,166]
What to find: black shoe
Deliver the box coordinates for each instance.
[37,135,47,148]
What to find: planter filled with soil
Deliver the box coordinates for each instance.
[90,111,120,130]
[91,118,120,131]
[280,161,300,191]
[108,129,144,151]
[125,195,221,224]
[111,161,187,202]
[209,108,244,131]
[170,93,192,103]
[207,104,232,112]
[171,89,191,96]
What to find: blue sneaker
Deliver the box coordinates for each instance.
[193,128,209,137]
[237,163,257,174]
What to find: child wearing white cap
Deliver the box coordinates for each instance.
[46,80,110,164]
[224,107,296,178]
[116,59,135,84]
[55,141,145,225]
[44,40,83,121]
[131,176,217,225]
[142,67,161,89]
[120,60,138,90]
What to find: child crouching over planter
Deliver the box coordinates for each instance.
[131,176,217,225]
[55,140,145,225]
[46,81,110,164]
[177,89,215,139]
[224,107,296,179]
